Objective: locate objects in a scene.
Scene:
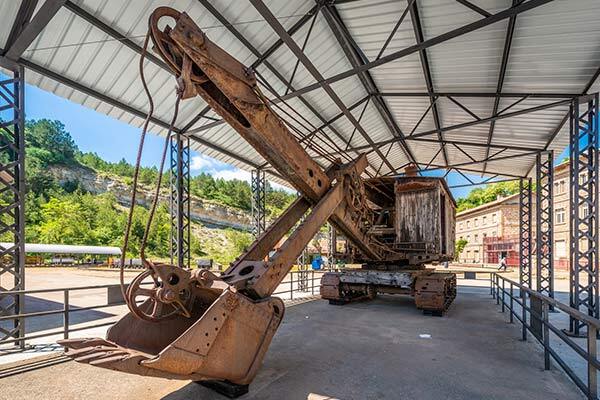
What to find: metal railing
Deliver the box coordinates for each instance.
[490,272,599,400]
[0,270,323,350]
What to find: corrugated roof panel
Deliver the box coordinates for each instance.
[0,1,20,50]
[491,98,569,149]
[420,0,510,92]
[503,0,600,94]
[0,0,597,183]
[338,0,427,92]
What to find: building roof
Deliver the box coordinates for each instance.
[456,192,519,217]
[1,1,599,186]
[0,242,122,255]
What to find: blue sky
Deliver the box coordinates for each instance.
[24,80,257,184]
[20,77,558,199]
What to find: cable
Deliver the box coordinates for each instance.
[140,93,182,260]
[119,32,154,304]
[24,13,308,53]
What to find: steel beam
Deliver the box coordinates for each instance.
[321,4,418,169]
[250,5,319,69]
[380,92,578,98]
[455,0,491,17]
[519,177,532,295]
[169,133,191,268]
[249,0,398,174]
[18,58,175,131]
[63,1,170,72]
[3,0,66,61]
[407,0,448,166]
[251,169,267,238]
[410,99,570,139]
[5,1,39,53]
[568,94,599,337]
[536,151,554,303]
[320,98,569,155]
[529,64,600,176]
[0,68,26,347]
[277,0,556,102]
[197,0,372,172]
[482,0,518,174]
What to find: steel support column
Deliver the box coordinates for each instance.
[169,133,191,268]
[568,93,599,336]
[536,150,554,302]
[328,223,336,270]
[0,67,26,347]
[251,169,267,238]
[519,177,532,295]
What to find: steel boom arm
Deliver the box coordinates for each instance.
[149,8,382,298]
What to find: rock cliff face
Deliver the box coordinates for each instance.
[49,165,252,231]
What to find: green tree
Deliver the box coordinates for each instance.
[456,181,520,212]
[455,238,468,261]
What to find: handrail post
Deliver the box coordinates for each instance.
[543,301,550,370]
[588,323,598,400]
[490,272,493,296]
[63,290,69,340]
[522,290,528,341]
[290,272,294,300]
[502,278,505,312]
[496,275,500,305]
[311,270,315,295]
[509,281,514,323]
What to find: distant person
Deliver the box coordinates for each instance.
[498,256,507,271]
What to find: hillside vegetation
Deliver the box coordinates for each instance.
[455,181,520,212]
[1,119,295,263]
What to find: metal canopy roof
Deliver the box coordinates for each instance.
[0,242,121,255]
[1,0,599,185]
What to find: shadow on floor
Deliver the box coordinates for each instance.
[0,295,115,336]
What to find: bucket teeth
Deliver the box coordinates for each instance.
[74,348,129,363]
[58,338,115,350]
[89,354,133,368]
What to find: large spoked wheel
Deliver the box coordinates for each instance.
[126,265,194,322]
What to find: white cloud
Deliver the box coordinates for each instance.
[190,154,226,171]
[190,151,295,193]
[213,168,251,182]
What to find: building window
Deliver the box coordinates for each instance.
[580,205,590,218]
[580,173,588,185]
[466,220,471,228]
[467,235,470,242]
[554,180,566,195]
[482,216,487,226]
[491,231,496,237]
[474,234,479,242]
[555,240,567,258]
[474,218,479,227]
[555,208,565,224]
[492,213,497,223]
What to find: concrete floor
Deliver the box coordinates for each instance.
[0,286,582,400]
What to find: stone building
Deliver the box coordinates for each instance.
[455,159,575,269]
[456,193,520,265]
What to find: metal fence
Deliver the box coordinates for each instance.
[0,270,323,350]
[490,272,599,400]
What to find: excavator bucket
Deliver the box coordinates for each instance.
[60,279,284,384]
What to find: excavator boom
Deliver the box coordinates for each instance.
[59,7,384,389]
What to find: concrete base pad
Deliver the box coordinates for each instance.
[0,287,581,400]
